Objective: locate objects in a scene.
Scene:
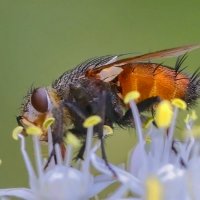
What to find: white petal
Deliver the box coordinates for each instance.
[0,188,34,200]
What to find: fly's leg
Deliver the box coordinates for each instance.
[44,104,65,169]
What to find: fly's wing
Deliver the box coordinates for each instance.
[86,44,200,81]
[105,44,200,67]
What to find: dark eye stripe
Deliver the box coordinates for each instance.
[31,88,48,113]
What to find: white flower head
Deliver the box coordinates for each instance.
[0,118,115,200]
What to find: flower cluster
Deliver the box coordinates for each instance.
[1,91,200,199]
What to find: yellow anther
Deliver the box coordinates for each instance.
[83,115,102,128]
[146,176,163,200]
[26,126,42,136]
[65,133,81,148]
[155,100,173,128]
[12,126,24,140]
[103,125,113,136]
[124,91,140,104]
[171,98,187,110]
[43,117,55,129]
[0,159,2,166]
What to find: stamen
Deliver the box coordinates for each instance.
[164,102,179,162]
[124,91,140,104]
[168,107,178,141]
[64,133,81,167]
[12,126,23,140]
[47,128,54,158]
[154,100,173,128]
[82,116,102,175]
[171,98,187,110]
[43,117,55,129]
[18,134,37,186]
[124,91,143,144]
[83,115,102,128]
[124,91,146,170]
[43,117,56,166]
[26,126,42,136]
[82,126,93,173]
[32,136,43,182]
[145,176,163,200]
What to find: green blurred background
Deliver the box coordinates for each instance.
[0,0,200,190]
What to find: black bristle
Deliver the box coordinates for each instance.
[190,67,200,82]
[174,54,188,73]
[20,85,35,113]
[185,67,200,106]
[152,63,163,75]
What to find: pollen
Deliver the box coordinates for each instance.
[124,91,140,104]
[83,115,102,128]
[145,176,163,200]
[171,98,187,110]
[43,117,55,129]
[65,133,81,148]
[12,126,24,140]
[26,126,42,136]
[155,100,173,128]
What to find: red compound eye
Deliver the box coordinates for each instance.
[31,88,48,113]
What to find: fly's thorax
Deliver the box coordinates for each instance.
[52,69,78,97]
[52,55,119,96]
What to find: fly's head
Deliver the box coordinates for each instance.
[17,87,62,141]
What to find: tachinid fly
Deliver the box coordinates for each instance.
[17,44,200,163]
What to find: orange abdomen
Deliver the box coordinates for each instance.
[118,63,189,102]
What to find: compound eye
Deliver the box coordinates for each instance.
[31,88,49,113]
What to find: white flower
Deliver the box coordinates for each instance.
[2,95,200,199]
[91,97,200,200]
[0,122,115,200]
